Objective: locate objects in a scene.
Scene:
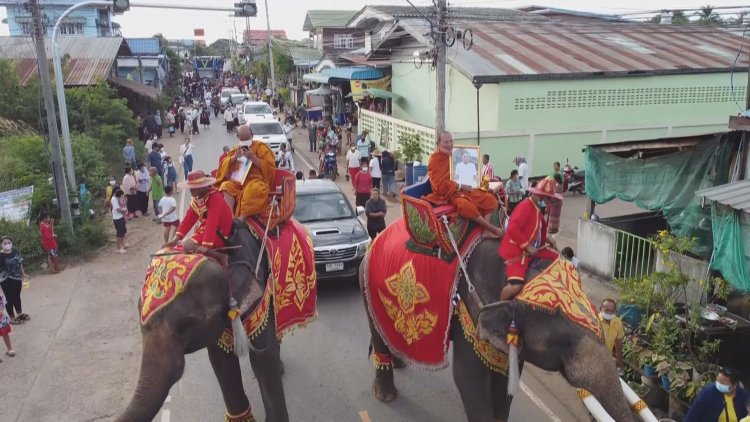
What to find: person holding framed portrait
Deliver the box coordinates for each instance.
[423,132,503,238]
[451,147,480,188]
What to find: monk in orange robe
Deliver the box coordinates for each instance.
[214,125,276,222]
[423,131,504,238]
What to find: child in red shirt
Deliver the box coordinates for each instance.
[39,212,62,273]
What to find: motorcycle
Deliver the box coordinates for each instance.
[562,161,586,194]
[323,151,338,180]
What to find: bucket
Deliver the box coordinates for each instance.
[413,165,428,184]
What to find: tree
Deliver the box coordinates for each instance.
[273,48,294,77]
[648,14,662,24]
[696,5,722,25]
[208,39,232,57]
[727,11,748,25]
[671,10,689,25]
[0,60,41,128]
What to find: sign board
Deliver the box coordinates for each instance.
[0,186,34,223]
[350,76,391,99]
[194,28,205,37]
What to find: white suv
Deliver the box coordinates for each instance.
[239,101,274,124]
[247,118,288,154]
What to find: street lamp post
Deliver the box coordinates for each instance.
[52,0,112,193]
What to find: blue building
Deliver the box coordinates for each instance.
[116,37,168,91]
[0,0,117,37]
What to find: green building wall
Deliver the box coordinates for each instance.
[387,63,747,179]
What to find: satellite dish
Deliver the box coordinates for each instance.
[355,17,385,34]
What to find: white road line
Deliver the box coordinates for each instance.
[521,381,562,422]
[293,148,316,172]
[160,409,170,422]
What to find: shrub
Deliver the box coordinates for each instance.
[57,219,108,258]
[0,219,45,268]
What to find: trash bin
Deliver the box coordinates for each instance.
[413,165,428,184]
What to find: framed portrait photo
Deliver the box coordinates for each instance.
[229,156,253,184]
[450,145,481,188]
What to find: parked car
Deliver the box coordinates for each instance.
[220,87,241,108]
[247,117,288,154]
[294,179,370,281]
[239,101,274,124]
[229,93,247,108]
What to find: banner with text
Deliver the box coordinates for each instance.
[350,76,392,99]
[0,186,34,223]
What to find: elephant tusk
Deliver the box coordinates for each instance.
[620,378,658,422]
[577,389,615,422]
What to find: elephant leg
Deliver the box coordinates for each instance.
[490,370,513,422]
[248,311,289,422]
[367,315,398,402]
[207,343,252,420]
[451,322,494,422]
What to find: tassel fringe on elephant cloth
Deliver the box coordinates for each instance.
[515,257,603,340]
[218,218,318,353]
[364,219,484,370]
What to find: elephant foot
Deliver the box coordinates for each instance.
[372,377,398,402]
[393,357,406,369]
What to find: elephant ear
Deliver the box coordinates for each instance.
[476,303,514,354]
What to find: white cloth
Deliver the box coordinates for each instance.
[224,108,233,122]
[136,169,150,192]
[111,196,124,220]
[455,162,477,187]
[346,149,361,168]
[518,162,529,190]
[369,157,382,178]
[145,139,153,154]
[277,150,294,171]
[158,196,178,222]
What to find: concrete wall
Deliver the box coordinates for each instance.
[577,218,616,280]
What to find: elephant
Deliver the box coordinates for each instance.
[360,239,637,422]
[117,221,288,422]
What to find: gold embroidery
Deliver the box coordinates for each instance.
[455,300,508,374]
[577,389,592,399]
[632,399,648,412]
[379,261,438,345]
[276,234,314,312]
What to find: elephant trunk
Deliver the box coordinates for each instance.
[564,336,638,422]
[116,327,185,422]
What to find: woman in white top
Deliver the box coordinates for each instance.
[110,188,128,254]
[369,150,382,190]
[179,138,193,180]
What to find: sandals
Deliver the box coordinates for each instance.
[9,317,22,325]
[5,350,14,357]
[19,314,30,321]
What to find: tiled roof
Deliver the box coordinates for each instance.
[0,36,129,86]
[243,29,287,43]
[303,10,359,31]
[125,38,160,56]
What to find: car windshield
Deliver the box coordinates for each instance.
[230,95,245,102]
[244,104,273,114]
[294,192,354,223]
[221,89,240,98]
[250,122,284,135]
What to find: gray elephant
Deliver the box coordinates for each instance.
[117,221,288,422]
[360,239,637,422]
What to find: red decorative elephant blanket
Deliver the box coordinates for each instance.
[364,219,483,369]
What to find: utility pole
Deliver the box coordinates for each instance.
[264,0,275,95]
[30,0,73,232]
[435,0,446,136]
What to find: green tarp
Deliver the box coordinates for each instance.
[711,204,750,292]
[586,137,729,257]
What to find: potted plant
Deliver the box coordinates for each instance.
[397,133,424,185]
[392,150,405,182]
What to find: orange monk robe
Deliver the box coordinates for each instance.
[422,149,498,219]
[214,140,277,217]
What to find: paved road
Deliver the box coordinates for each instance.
[157,120,591,422]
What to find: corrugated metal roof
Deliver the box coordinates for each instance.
[367,5,542,22]
[0,36,129,86]
[303,10,358,31]
[398,19,749,83]
[696,179,750,213]
[109,77,161,101]
[125,38,161,56]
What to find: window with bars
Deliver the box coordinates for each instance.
[333,33,353,50]
[60,22,84,35]
[513,86,748,111]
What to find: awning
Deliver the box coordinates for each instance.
[108,77,161,101]
[321,67,383,80]
[364,88,400,99]
[306,85,335,96]
[696,179,750,213]
[303,73,330,84]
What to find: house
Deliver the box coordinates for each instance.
[116,37,168,91]
[346,7,749,180]
[0,0,118,37]
[302,10,362,69]
[243,29,286,54]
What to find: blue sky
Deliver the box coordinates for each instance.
[0,0,747,42]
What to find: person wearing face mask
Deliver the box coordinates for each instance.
[686,367,749,422]
[0,236,30,324]
[105,176,117,214]
[498,177,560,301]
[165,170,233,253]
[598,298,624,374]
[354,158,373,208]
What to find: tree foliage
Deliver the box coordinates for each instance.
[696,5,722,24]
[0,60,42,128]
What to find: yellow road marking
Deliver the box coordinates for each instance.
[358,410,372,422]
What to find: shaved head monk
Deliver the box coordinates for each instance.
[423,131,504,238]
[214,124,277,222]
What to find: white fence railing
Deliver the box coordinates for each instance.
[358,109,434,161]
